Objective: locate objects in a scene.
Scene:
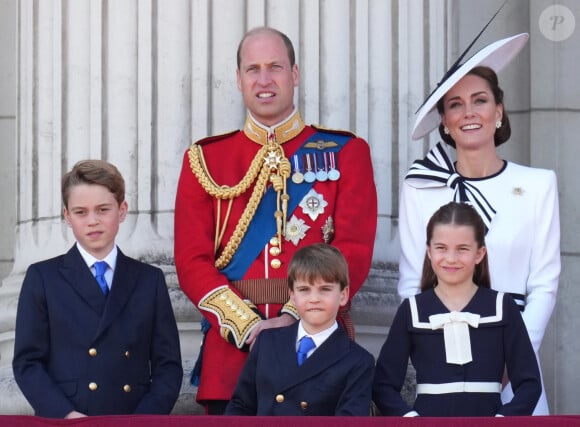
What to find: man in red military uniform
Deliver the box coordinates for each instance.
[174,26,377,414]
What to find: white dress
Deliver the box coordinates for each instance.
[398,143,560,415]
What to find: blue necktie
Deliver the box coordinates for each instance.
[94,261,109,296]
[297,336,316,366]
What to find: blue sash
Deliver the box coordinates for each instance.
[220,131,351,280]
[191,131,352,385]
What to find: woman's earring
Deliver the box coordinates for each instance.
[495,120,502,129]
[444,126,450,135]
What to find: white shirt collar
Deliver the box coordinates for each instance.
[296,320,338,350]
[76,242,118,272]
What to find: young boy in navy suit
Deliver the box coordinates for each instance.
[225,243,374,416]
[12,160,183,418]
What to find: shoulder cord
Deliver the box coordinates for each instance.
[188,142,289,269]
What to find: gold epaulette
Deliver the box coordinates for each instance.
[198,286,261,349]
[280,301,300,320]
[193,129,239,147]
[311,124,356,138]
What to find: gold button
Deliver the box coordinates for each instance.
[123,384,132,393]
[301,401,308,410]
[88,348,97,357]
[270,259,282,269]
[88,382,98,391]
[269,246,281,256]
[125,351,130,358]
[275,394,284,403]
[270,236,279,246]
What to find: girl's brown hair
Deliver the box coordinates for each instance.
[420,202,491,292]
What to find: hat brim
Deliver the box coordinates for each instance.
[411,33,529,140]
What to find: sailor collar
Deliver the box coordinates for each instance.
[409,291,504,330]
[410,291,505,365]
[243,109,305,145]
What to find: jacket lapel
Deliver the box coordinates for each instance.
[277,325,352,391]
[59,245,107,315]
[94,249,139,338]
[275,323,303,368]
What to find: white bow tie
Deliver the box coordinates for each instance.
[429,311,481,365]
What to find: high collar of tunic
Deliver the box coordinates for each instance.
[243,109,305,145]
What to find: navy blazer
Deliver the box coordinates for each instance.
[12,245,183,418]
[225,322,374,416]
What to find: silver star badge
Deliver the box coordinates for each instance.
[285,215,310,245]
[299,189,328,221]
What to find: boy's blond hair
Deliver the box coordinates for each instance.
[288,243,349,290]
[61,160,125,208]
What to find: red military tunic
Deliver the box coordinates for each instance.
[174,110,377,402]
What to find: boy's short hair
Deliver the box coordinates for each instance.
[288,243,349,290]
[61,160,125,208]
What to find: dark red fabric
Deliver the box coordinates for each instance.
[1,415,579,427]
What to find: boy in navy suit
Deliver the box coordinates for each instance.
[12,160,183,418]
[225,243,374,416]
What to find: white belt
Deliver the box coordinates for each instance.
[417,381,501,394]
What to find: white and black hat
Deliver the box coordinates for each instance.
[411,9,529,141]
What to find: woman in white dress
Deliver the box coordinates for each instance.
[398,33,560,415]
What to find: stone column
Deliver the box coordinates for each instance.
[0,0,436,415]
[349,1,447,404]
[0,0,202,414]
[529,1,580,414]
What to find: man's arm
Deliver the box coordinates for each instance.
[174,149,262,350]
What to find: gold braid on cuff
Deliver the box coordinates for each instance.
[198,286,261,349]
[280,301,300,320]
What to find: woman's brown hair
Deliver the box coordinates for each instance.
[436,66,511,148]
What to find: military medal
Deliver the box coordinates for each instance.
[327,152,340,181]
[264,150,282,170]
[303,154,316,183]
[315,153,328,182]
[291,154,304,184]
[299,189,328,221]
[322,216,335,243]
[285,215,310,245]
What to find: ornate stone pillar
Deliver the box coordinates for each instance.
[0,0,201,414]
[0,0,442,415]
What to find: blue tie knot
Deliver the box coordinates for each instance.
[94,261,109,295]
[297,336,316,366]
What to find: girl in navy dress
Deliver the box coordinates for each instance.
[373,202,541,416]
